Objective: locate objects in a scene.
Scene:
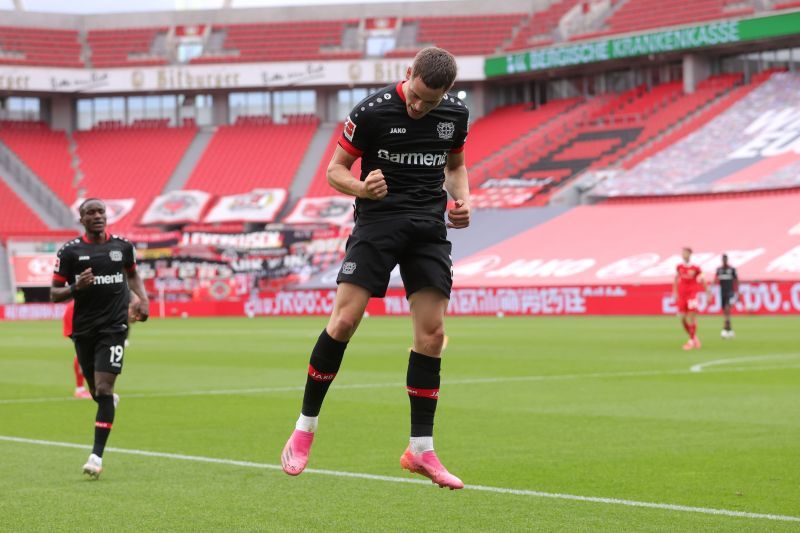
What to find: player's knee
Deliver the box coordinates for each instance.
[94,383,114,397]
[327,314,359,341]
[419,326,445,354]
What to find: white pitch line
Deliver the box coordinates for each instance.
[0,435,798,524]
[690,353,800,373]
[2,363,800,406]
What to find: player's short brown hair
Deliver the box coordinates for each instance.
[411,47,458,90]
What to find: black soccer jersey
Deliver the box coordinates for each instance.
[338,81,469,222]
[716,266,738,293]
[53,233,136,337]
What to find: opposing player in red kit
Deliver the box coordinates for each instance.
[63,300,92,399]
[672,247,709,350]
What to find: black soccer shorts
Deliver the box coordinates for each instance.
[74,327,128,376]
[336,218,453,299]
[721,290,736,307]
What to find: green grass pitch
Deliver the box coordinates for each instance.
[1,315,798,531]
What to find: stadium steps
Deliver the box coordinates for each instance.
[162,128,214,194]
[0,242,11,304]
[0,141,73,228]
[287,121,339,205]
[66,131,83,195]
[78,30,93,68]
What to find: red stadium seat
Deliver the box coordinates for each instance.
[183,117,319,195]
[74,123,197,231]
[0,122,75,204]
[0,177,49,236]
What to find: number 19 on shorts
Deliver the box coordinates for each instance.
[109,345,124,368]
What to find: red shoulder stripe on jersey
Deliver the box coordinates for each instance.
[395,80,406,102]
[451,144,465,154]
[53,273,67,284]
[338,138,363,157]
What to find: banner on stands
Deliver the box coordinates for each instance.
[11,254,57,287]
[70,198,135,225]
[284,196,354,226]
[204,189,287,223]
[141,190,212,225]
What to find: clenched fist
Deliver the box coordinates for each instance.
[361,169,388,200]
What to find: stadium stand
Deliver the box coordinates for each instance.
[466,98,582,181]
[585,0,755,37]
[0,178,48,235]
[74,123,197,230]
[0,121,75,205]
[590,72,800,197]
[183,116,319,195]
[190,20,361,64]
[384,14,525,58]
[87,27,169,68]
[303,124,362,198]
[0,26,82,67]
[504,0,581,51]
[468,73,748,206]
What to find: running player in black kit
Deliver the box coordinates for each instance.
[714,254,739,338]
[50,198,149,478]
[280,47,470,489]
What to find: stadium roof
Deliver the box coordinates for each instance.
[1,0,449,14]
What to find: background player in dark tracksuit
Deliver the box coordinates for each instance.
[714,254,739,338]
[50,198,150,478]
[281,47,470,489]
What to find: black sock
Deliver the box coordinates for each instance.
[301,330,348,417]
[406,350,441,438]
[725,319,731,330]
[92,394,115,457]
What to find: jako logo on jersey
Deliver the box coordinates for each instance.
[109,250,123,262]
[377,149,447,166]
[343,116,356,141]
[390,127,406,134]
[79,255,90,260]
[437,122,455,140]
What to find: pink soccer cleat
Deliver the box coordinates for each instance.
[74,387,92,399]
[692,336,701,349]
[682,340,694,350]
[400,447,464,490]
[281,429,314,476]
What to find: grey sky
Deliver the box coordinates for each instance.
[0,0,446,14]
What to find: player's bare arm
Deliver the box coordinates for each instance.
[327,146,387,200]
[126,268,150,322]
[50,268,93,303]
[672,274,679,300]
[444,151,470,229]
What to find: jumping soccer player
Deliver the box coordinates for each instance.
[280,47,470,489]
[714,254,739,338]
[63,300,91,399]
[673,247,709,350]
[50,198,149,479]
